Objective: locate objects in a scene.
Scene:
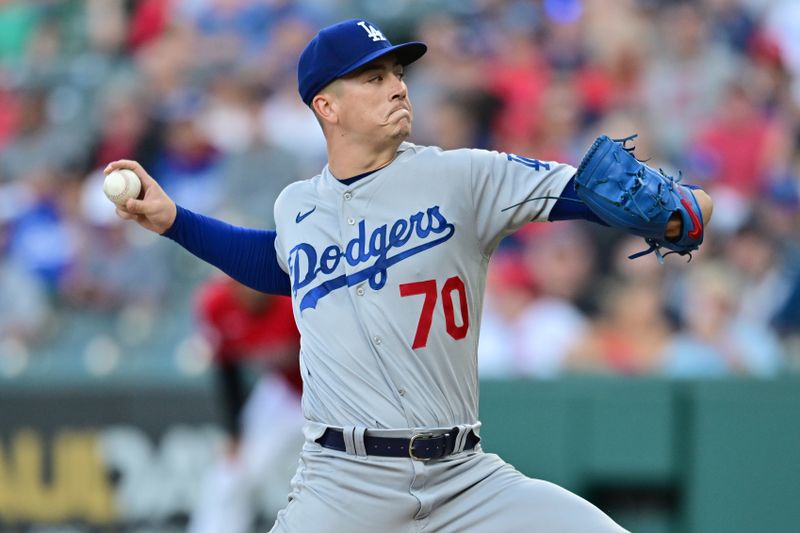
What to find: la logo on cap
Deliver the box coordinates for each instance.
[357,21,386,42]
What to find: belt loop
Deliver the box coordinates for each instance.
[353,426,368,457]
[453,424,469,454]
[342,426,357,455]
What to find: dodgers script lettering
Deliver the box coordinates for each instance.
[288,206,455,311]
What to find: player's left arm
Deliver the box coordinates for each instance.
[548,176,714,241]
[465,143,713,259]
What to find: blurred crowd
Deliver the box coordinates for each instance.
[0,0,798,380]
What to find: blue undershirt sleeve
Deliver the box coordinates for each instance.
[162,205,291,296]
[547,176,608,225]
[547,177,702,224]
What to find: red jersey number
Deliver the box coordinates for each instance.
[399,276,470,349]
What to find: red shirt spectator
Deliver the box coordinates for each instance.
[487,34,551,150]
[197,276,302,394]
[691,82,784,196]
[128,0,172,51]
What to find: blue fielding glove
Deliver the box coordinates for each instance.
[574,134,705,263]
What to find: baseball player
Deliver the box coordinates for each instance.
[106,19,713,532]
[188,276,303,533]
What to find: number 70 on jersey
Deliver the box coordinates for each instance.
[399,276,470,349]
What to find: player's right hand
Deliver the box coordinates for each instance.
[104,160,177,235]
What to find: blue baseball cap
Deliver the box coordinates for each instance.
[298,19,427,106]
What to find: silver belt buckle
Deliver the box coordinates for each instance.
[408,432,436,461]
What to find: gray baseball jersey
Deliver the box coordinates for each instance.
[270,142,627,533]
[274,142,573,433]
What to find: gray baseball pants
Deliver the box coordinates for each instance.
[270,439,628,532]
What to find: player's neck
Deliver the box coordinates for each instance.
[326,137,403,180]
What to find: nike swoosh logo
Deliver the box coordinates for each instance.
[295,206,316,223]
[680,197,703,240]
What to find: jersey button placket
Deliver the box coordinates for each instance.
[341,189,379,353]
[340,190,360,297]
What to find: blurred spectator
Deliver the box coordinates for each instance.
[610,234,667,285]
[774,273,800,363]
[578,0,648,120]
[0,182,52,345]
[521,222,596,308]
[133,22,194,102]
[259,79,327,175]
[516,223,596,377]
[662,263,784,377]
[643,1,737,160]
[128,0,173,51]
[200,75,306,225]
[759,161,800,249]
[0,1,38,68]
[487,27,551,153]
[151,89,224,213]
[427,90,497,150]
[200,73,261,155]
[764,0,800,104]
[528,76,583,163]
[188,275,302,533]
[186,0,276,68]
[256,13,318,90]
[566,278,672,376]
[479,223,594,379]
[0,76,20,148]
[406,13,489,146]
[745,29,792,115]
[766,159,800,341]
[689,80,788,196]
[217,141,302,228]
[725,215,795,330]
[0,89,87,182]
[89,88,160,172]
[705,0,757,53]
[478,252,537,378]
[0,247,50,343]
[4,168,81,292]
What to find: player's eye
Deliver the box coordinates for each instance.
[369,74,383,83]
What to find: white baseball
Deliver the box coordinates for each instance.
[103,168,142,206]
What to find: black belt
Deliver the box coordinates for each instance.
[316,427,480,461]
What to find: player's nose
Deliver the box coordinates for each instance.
[390,75,407,101]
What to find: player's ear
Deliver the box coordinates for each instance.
[312,93,338,126]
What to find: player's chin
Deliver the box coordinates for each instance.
[390,118,412,139]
